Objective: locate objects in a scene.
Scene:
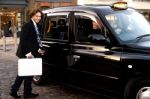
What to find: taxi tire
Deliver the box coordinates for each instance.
[33,75,46,85]
[124,78,150,99]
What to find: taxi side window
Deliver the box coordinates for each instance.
[43,14,68,40]
[75,13,104,43]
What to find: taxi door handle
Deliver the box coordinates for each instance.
[42,44,50,48]
[63,48,69,51]
[105,51,114,55]
[73,55,80,61]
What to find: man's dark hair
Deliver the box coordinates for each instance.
[29,9,43,18]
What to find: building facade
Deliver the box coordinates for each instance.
[0,0,77,36]
[0,0,28,36]
[83,0,150,21]
[28,0,77,14]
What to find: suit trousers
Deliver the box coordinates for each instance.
[11,75,33,95]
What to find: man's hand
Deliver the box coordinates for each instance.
[38,48,45,55]
[25,52,34,58]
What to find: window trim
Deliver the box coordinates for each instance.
[74,12,102,43]
[47,12,69,17]
[43,12,70,41]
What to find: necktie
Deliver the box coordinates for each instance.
[35,24,43,48]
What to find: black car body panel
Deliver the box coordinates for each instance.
[35,3,150,99]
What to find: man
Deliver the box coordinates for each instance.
[3,22,10,37]
[92,21,102,34]
[10,9,45,98]
[9,24,18,37]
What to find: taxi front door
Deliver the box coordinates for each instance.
[67,12,123,96]
[68,43,123,96]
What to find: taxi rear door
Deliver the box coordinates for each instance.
[41,12,71,81]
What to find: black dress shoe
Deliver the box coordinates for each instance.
[24,93,39,98]
[10,92,21,98]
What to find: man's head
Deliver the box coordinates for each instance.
[30,9,43,23]
[92,21,99,30]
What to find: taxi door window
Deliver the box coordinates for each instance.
[74,13,104,43]
[43,13,69,41]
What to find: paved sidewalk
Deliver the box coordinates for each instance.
[0,37,18,54]
[0,38,103,99]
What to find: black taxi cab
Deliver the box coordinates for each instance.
[33,2,150,99]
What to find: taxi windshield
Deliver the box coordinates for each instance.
[105,11,150,42]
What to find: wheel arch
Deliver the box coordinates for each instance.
[124,76,150,99]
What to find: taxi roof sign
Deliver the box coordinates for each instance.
[111,2,128,10]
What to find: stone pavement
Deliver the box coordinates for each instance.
[0,37,103,99]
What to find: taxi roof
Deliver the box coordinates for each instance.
[42,5,135,18]
[42,5,117,14]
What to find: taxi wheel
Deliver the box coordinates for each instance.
[33,75,45,85]
[124,79,150,99]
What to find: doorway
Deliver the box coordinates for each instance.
[0,7,23,37]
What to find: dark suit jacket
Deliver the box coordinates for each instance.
[16,20,40,58]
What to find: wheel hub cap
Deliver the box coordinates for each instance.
[136,87,150,99]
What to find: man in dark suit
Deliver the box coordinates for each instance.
[10,9,45,98]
